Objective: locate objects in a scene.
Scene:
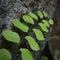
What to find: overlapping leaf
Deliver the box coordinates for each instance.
[29,12,38,20]
[23,15,34,25]
[42,20,50,27]
[39,23,49,32]
[25,36,40,51]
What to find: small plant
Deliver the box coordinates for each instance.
[1,10,54,60]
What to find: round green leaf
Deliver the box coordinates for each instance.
[37,10,43,19]
[29,12,38,20]
[49,18,54,25]
[2,30,20,43]
[25,36,40,51]
[39,23,49,32]
[23,15,34,25]
[13,19,29,32]
[20,48,34,60]
[43,11,48,17]
[0,49,12,60]
[33,29,45,41]
[42,20,50,27]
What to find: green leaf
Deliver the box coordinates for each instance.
[20,48,34,60]
[2,30,20,43]
[42,20,50,27]
[41,56,48,60]
[39,23,49,32]
[49,18,54,25]
[29,12,38,20]
[23,15,34,25]
[33,29,45,41]
[0,49,12,60]
[25,36,40,51]
[37,10,43,19]
[13,19,29,32]
[43,11,48,17]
